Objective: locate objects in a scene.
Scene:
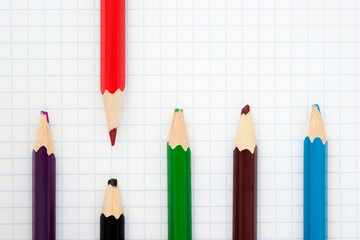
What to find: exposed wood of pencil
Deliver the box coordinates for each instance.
[307,104,327,143]
[34,112,54,154]
[100,179,124,240]
[101,179,124,218]
[234,105,256,153]
[233,105,257,240]
[102,89,124,146]
[168,109,189,150]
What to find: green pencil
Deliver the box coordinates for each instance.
[167,109,192,240]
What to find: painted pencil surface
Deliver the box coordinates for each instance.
[101,0,126,146]
[304,105,327,240]
[233,105,257,240]
[167,109,192,240]
[32,111,56,240]
[100,178,125,240]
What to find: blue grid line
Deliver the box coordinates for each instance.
[60,0,64,238]
[5,89,360,94]
[2,7,360,11]
[2,40,360,44]
[355,0,359,238]
[4,57,360,61]
[93,0,97,238]
[256,0,260,236]
[273,0,278,237]
[159,0,163,237]
[338,1,343,237]
[323,0,326,235]
[176,0,178,107]
[208,0,212,238]
[191,0,195,237]
[126,0,131,238]
[224,0,229,238]
[290,0,294,237]
[26,0,31,238]
[76,0,80,237]
[4,23,360,28]
[10,1,14,239]
[142,0,146,238]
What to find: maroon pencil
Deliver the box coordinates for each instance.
[233,105,257,240]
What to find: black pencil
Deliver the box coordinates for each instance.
[100,178,125,240]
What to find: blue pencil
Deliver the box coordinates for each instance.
[304,104,327,240]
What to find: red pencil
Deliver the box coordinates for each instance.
[101,0,126,146]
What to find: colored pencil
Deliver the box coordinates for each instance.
[304,104,327,240]
[100,178,125,240]
[167,109,192,240]
[101,0,126,146]
[233,105,257,240]
[32,111,56,240]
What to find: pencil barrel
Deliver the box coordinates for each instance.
[233,147,257,240]
[32,146,56,240]
[100,0,126,94]
[304,137,327,240]
[100,214,125,240]
[167,144,192,240]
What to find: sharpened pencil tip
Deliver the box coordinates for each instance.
[107,178,117,187]
[40,111,49,123]
[109,128,117,146]
[241,105,250,115]
[313,104,321,113]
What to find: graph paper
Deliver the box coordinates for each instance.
[0,0,359,239]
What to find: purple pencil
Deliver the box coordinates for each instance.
[33,111,56,240]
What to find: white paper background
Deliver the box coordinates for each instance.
[0,0,359,239]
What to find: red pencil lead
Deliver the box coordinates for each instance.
[109,128,117,146]
[241,104,250,115]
